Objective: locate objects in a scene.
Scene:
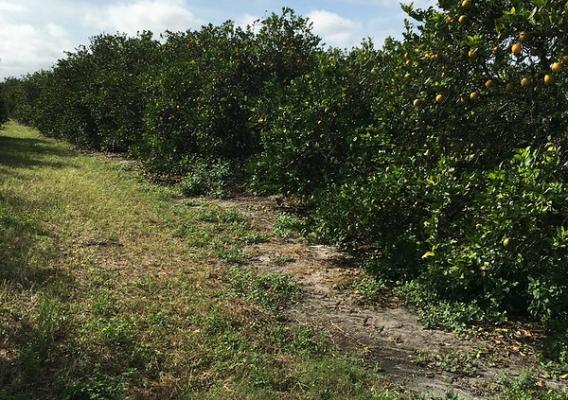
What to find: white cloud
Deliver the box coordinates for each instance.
[0,9,71,79]
[236,13,260,30]
[0,1,28,13]
[307,10,362,48]
[0,0,438,79]
[83,0,199,35]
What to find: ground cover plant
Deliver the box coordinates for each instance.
[1,0,568,387]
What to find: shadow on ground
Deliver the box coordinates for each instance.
[0,134,76,170]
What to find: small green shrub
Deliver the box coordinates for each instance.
[541,323,568,375]
[273,213,304,239]
[397,281,506,332]
[179,158,236,198]
[353,277,387,306]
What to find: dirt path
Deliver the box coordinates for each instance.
[213,196,567,399]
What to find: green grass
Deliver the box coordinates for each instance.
[0,122,409,400]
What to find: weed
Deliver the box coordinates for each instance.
[495,370,568,400]
[92,290,118,317]
[217,247,249,264]
[194,206,244,225]
[226,269,301,311]
[414,349,481,377]
[20,295,68,376]
[273,213,303,239]
[179,158,236,199]
[273,325,331,355]
[353,277,387,306]
[397,281,506,332]
[272,254,295,267]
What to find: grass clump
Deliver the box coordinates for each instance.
[226,269,301,311]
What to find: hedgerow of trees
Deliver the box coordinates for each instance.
[1,3,567,367]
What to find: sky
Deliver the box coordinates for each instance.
[0,0,433,79]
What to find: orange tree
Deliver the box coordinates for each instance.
[395,0,568,317]
[306,1,568,341]
[399,0,567,162]
[83,32,160,153]
[139,9,321,174]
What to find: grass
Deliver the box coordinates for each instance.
[273,213,304,239]
[227,269,301,311]
[1,121,566,400]
[0,122,408,400]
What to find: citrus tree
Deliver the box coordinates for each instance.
[307,1,568,332]
[399,0,568,162]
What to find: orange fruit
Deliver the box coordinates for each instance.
[521,77,531,88]
[485,79,494,89]
[462,0,471,8]
[511,43,523,56]
[413,99,421,107]
[468,48,478,58]
[404,73,412,81]
[435,94,445,104]
[445,16,454,24]
[458,15,467,24]
[551,62,562,73]
[519,31,529,42]
[544,74,554,85]
[469,92,479,101]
